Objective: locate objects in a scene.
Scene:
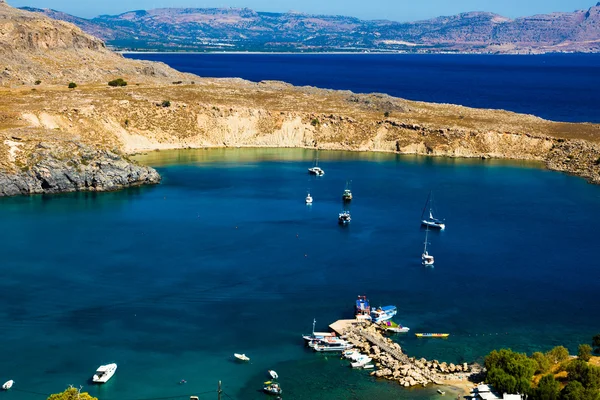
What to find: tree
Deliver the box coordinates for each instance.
[560,380,600,400]
[546,346,570,364]
[532,351,551,374]
[47,386,98,400]
[484,349,536,394]
[566,360,600,390]
[35,80,41,85]
[579,344,593,362]
[384,111,390,118]
[68,82,77,89]
[108,78,127,87]
[532,374,560,400]
[161,100,171,107]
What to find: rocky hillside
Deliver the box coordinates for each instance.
[20,3,600,53]
[0,3,599,197]
[0,1,191,86]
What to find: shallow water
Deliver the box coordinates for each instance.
[0,148,599,400]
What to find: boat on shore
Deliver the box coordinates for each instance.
[234,353,250,361]
[263,381,282,395]
[92,363,117,383]
[338,210,351,225]
[415,333,449,338]
[371,305,397,323]
[421,191,445,230]
[2,380,14,390]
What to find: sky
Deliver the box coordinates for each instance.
[7,0,597,21]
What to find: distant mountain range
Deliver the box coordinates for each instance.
[20,3,600,53]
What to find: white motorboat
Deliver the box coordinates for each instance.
[305,192,313,204]
[2,380,14,390]
[92,363,117,383]
[421,191,445,230]
[370,305,397,323]
[422,227,435,266]
[342,181,353,202]
[313,338,353,352]
[234,353,250,361]
[268,370,278,380]
[351,355,372,368]
[338,210,351,225]
[363,364,375,369]
[302,319,336,343]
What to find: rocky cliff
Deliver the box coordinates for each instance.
[20,3,600,53]
[0,3,599,197]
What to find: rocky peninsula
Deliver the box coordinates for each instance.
[0,1,599,197]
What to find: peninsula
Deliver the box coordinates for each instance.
[0,1,599,197]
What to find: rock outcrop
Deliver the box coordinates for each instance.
[0,138,160,196]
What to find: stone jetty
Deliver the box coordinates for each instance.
[331,320,482,388]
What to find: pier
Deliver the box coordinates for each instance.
[328,319,482,388]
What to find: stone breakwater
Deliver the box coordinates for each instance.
[342,323,482,388]
[0,140,160,197]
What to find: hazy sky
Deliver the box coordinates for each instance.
[8,0,597,21]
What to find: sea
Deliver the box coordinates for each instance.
[1,54,600,400]
[124,53,600,123]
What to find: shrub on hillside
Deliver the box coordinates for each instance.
[108,78,127,87]
[68,82,77,89]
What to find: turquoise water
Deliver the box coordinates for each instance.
[1,148,599,400]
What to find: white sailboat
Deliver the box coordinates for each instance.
[421,191,445,230]
[308,155,324,176]
[422,227,435,266]
[305,191,313,204]
[2,380,14,390]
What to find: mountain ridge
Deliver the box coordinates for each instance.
[18,3,600,53]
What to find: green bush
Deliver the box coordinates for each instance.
[47,387,98,400]
[579,344,593,362]
[546,346,570,364]
[68,82,77,89]
[108,78,127,87]
[161,100,171,108]
[531,352,551,374]
[34,80,41,85]
[484,349,536,395]
[531,374,559,400]
[384,111,390,118]
[311,118,319,126]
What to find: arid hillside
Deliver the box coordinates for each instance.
[0,2,599,196]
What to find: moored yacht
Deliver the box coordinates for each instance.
[371,305,397,323]
[342,181,353,202]
[305,192,313,204]
[92,363,117,383]
[351,355,373,368]
[421,191,445,230]
[302,319,336,343]
[308,156,324,176]
[355,295,371,321]
[338,210,351,225]
[312,337,353,352]
[422,227,434,266]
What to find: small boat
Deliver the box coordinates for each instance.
[268,370,278,380]
[263,381,282,395]
[342,181,353,202]
[305,192,313,204]
[370,305,397,323]
[351,355,372,368]
[308,156,324,176]
[302,319,336,343]
[422,227,435,266]
[338,210,351,225]
[415,333,450,338]
[355,295,372,320]
[313,338,353,352]
[421,191,445,230]
[234,353,250,361]
[437,389,446,395]
[380,320,410,333]
[2,380,14,390]
[363,364,375,369]
[92,363,117,383]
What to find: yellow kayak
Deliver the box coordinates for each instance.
[415,333,449,338]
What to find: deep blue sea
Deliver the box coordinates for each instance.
[1,149,599,400]
[124,53,600,123]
